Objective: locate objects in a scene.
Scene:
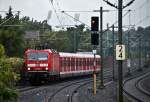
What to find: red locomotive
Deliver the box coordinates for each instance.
[21,49,101,84]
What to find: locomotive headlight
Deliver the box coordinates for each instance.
[45,67,48,70]
[27,67,31,70]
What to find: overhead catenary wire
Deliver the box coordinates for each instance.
[61,11,90,28]
[59,10,130,13]
[102,9,132,34]
[54,0,67,26]
[48,0,63,28]
[0,15,14,26]
[129,0,150,27]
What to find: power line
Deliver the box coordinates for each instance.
[49,0,63,28]
[129,0,150,27]
[135,16,150,26]
[102,9,132,34]
[61,11,90,28]
[0,16,14,26]
[61,10,130,13]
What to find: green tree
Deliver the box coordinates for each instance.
[5,6,13,19]
[0,44,5,58]
[0,6,25,57]
[40,30,70,52]
[0,45,19,102]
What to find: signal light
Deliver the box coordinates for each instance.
[91,33,99,45]
[91,17,99,31]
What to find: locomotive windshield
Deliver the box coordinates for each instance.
[27,52,48,60]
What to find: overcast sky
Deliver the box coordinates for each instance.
[0,0,150,30]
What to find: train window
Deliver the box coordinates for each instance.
[97,59,100,65]
[68,58,71,67]
[77,58,79,66]
[71,59,74,66]
[88,59,90,66]
[62,58,65,67]
[87,59,89,66]
[67,58,70,67]
[79,58,82,66]
[90,59,93,66]
[76,58,78,66]
[77,59,79,66]
[60,58,63,66]
[83,59,86,66]
[28,52,48,60]
[66,58,68,66]
[64,58,66,66]
[85,59,87,66]
[82,59,83,66]
[81,59,83,66]
[38,53,48,60]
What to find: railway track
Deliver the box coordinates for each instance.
[70,80,113,102]
[17,86,39,93]
[47,69,113,102]
[18,68,113,102]
[47,78,92,102]
[47,77,113,102]
[135,73,150,97]
[123,70,150,102]
[19,77,95,102]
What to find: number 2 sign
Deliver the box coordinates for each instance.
[116,45,125,60]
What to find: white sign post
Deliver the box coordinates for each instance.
[116,45,125,60]
[93,50,97,54]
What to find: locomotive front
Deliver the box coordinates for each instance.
[23,49,51,83]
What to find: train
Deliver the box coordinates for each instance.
[21,49,101,84]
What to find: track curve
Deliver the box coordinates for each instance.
[123,72,150,102]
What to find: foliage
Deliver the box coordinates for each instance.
[40,30,70,52]
[6,57,24,74]
[0,57,20,102]
[1,6,150,57]
[0,6,25,57]
[0,6,91,54]
[0,6,51,57]
[39,24,93,52]
[0,47,21,101]
[0,44,5,58]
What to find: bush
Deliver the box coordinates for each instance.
[0,44,5,58]
[0,57,22,102]
[0,44,23,101]
[5,57,24,73]
[0,79,18,102]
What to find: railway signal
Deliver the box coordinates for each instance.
[91,33,99,45]
[91,16,99,45]
[91,17,99,31]
[91,16,99,95]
